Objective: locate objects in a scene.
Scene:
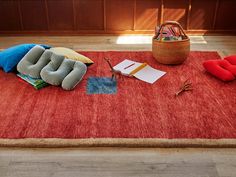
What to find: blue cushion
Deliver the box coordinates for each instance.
[0,44,51,72]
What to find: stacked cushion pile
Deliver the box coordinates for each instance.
[0,44,94,90]
[17,45,87,90]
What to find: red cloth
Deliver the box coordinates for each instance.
[225,55,236,65]
[224,56,236,75]
[203,55,236,81]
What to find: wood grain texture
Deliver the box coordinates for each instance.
[189,0,216,30]
[20,0,48,30]
[106,0,134,31]
[215,0,236,30]
[163,0,188,29]
[76,0,104,30]
[0,0,21,31]
[47,0,74,30]
[135,0,161,30]
[0,0,236,34]
[0,35,235,57]
[0,148,236,177]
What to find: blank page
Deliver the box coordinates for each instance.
[113,59,142,75]
[133,65,166,84]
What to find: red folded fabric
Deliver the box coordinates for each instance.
[223,56,236,76]
[203,55,236,81]
[224,55,236,65]
[203,60,235,81]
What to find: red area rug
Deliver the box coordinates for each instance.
[0,51,236,147]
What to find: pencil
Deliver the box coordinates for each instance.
[124,63,135,69]
[129,63,147,75]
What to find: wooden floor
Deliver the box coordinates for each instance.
[0,148,236,177]
[0,35,236,177]
[0,35,236,57]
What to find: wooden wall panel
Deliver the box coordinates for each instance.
[20,0,48,30]
[0,0,235,35]
[106,0,134,31]
[76,0,104,30]
[215,0,236,30]
[47,0,74,30]
[135,0,161,30]
[163,0,188,29]
[0,0,21,31]
[189,0,216,30]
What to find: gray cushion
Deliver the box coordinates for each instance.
[17,45,51,78]
[17,45,87,90]
[62,61,87,90]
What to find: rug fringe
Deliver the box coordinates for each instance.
[0,138,236,148]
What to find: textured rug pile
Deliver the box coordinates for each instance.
[0,51,235,147]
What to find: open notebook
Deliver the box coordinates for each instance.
[113,59,166,84]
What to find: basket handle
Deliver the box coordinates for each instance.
[156,21,188,41]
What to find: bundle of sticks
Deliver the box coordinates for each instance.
[175,79,193,96]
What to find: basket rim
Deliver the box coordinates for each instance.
[152,37,190,43]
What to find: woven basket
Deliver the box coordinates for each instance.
[152,21,190,65]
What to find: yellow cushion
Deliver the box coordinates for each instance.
[49,47,94,64]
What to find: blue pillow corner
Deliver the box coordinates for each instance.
[0,43,51,72]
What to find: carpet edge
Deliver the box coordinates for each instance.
[0,138,236,148]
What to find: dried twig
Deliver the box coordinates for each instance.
[175,79,193,96]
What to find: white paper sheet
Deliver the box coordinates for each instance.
[113,59,142,75]
[133,65,166,84]
[113,59,166,84]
